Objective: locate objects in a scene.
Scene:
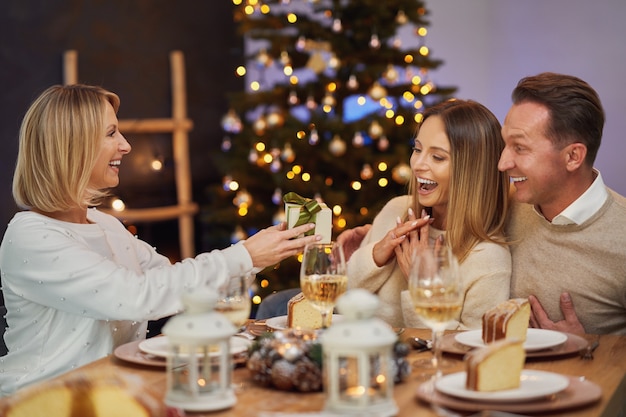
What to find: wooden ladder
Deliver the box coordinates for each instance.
[63,50,198,259]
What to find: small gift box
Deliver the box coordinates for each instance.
[283,192,332,243]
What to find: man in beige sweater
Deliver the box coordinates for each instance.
[499,72,626,335]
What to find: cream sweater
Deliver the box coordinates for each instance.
[508,189,626,335]
[347,196,511,329]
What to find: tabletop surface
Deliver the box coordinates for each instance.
[2,326,626,417]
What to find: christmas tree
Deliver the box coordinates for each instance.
[202,0,456,308]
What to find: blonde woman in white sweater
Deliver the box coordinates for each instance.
[346,99,511,329]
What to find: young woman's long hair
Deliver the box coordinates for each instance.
[409,99,510,262]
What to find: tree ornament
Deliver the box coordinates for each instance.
[384,65,400,84]
[346,74,359,90]
[328,134,346,156]
[309,128,320,145]
[322,93,336,108]
[256,49,273,67]
[266,110,284,128]
[253,116,267,135]
[281,143,296,162]
[368,82,387,101]
[360,164,374,180]
[248,149,259,164]
[396,10,408,25]
[295,36,307,51]
[288,90,299,105]
[378,135,390,151]
[221,136,232,152]
[306,95,317,110]
[369,33,381,49]
[352,131,365,147]
[392,163,413,184]
[332,18,342,33]
[368,120,383,139]
[233,189,252,207]
[280,50,291,66]
[221,109,242,133]
[272,188,283,205]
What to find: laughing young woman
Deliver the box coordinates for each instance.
[346,99,511,329]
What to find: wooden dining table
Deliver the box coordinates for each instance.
[2,327,625,417]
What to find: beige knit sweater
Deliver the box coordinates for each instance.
[508,189,626,335]
[347,196,511,329]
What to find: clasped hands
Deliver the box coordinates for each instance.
[372,208,433,278]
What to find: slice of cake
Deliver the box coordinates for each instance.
[482,298,530,344]
[0,371,169,417]
[287,292,327,329]
[465,338,525,392]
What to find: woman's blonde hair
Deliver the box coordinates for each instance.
[12,84,120,212]
[409,99,509,262]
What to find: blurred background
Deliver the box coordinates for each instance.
[1,0,624,315]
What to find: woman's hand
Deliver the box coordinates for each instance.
[243,222,321,268]
[372,208,430,268]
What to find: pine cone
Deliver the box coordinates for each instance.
[292,356,323,392]
[270,359,297,391]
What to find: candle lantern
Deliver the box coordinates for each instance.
[320,289,398,416]
[162,289,237,412]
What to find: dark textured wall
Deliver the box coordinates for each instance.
[0,1,242,258]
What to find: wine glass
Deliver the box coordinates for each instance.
[215,273,253,332]
[408,244,462,385]
[299,242,347,328]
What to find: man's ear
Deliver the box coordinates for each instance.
[564,143,587,172]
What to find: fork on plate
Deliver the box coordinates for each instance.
[580,336,600,360]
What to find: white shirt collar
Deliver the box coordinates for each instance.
[546,169,607,225]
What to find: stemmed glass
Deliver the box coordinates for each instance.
[408,244,462,385]
[215,273,253,332]
[299,242,347,328]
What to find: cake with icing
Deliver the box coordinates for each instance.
[287,292,325,329]
[482,298,530,344]
[465,338,526,391]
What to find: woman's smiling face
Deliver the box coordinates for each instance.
[88,101,131,191]
[410,115,451,222]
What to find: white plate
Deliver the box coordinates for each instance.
[138,336,250,359]
[454,328,568,352]
[265,314,343,330]
[435,370,570,402]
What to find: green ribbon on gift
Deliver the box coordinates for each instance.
[283,192,322,234]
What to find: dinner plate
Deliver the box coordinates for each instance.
[113,340,167,367]
[417,375,601,413]
[454,328,567,352]
[435,370,570,402]
[441,331,588,358]
[265,314,343,330]
[138,335,251,359]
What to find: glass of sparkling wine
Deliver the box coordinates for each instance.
[300,242,347,328]
[409,244,462,383]
[215,273,253,331]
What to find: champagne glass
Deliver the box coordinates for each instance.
[299,242,347,328]
[215,273,253,332]
[408,244,462,384]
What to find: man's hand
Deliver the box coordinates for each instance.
[528,292,586,335]
[336,224,372,261]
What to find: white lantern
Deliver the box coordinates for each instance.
[162,289,237,412]
[320,289,398,416]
